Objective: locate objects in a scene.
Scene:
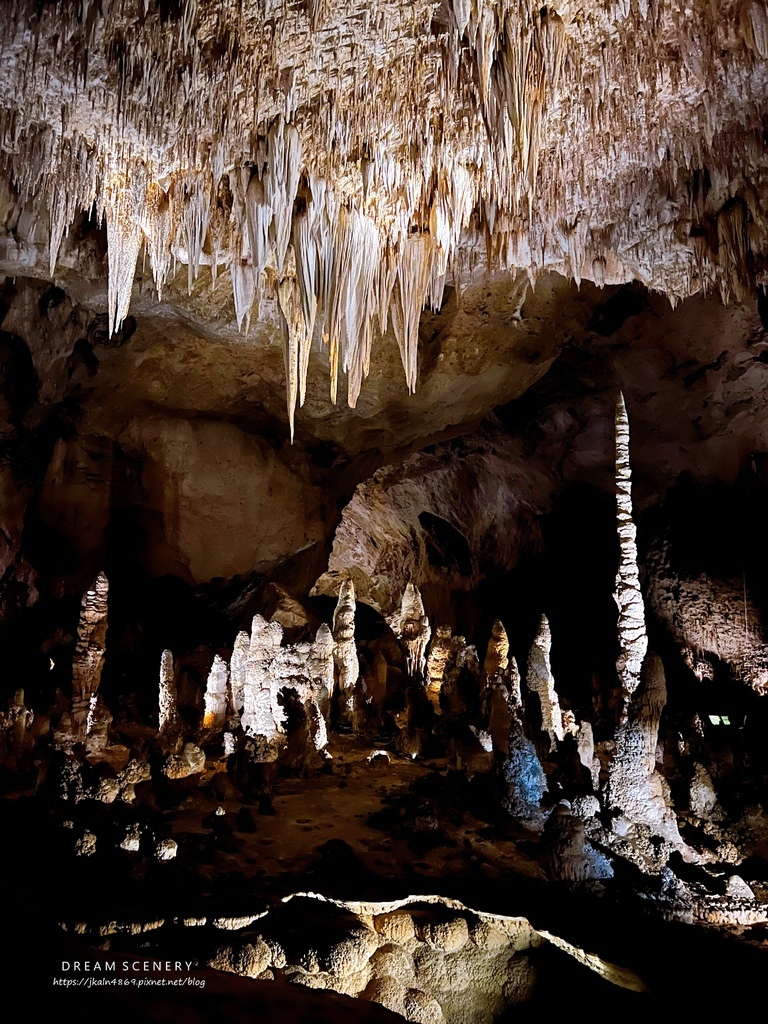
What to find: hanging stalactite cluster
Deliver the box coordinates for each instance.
[1,0,767,431]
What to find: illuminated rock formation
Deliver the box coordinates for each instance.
[484,620,510,679]
[541,802,614,882]
[158,649,180,745]
[241,615,286,757]
[230,631,250,717]
[1,2,765,427]
[425,626,458,713]
[645,555,768,695]
[85,694,112,755]
[162,742,206,781]
[307,623,335,722]
[70,573,110,743]
[604,652,680,844]
[613,393,647,709]
[332,580,359,729]
[203,654,230,734]
[389,583,432,682]
[526,615,563,749]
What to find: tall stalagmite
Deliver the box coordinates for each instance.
[158,649,179,740]
[332,580,359,728]
[425,625,456,713]
[203,655,230,734]
[70,573,109,743]
[613,393,648,710]
[526,614,564,749]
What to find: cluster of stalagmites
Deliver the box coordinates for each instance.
[2,395,766,937]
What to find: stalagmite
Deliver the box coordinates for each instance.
[484,620,510,678]
[85,694,112,755]
[614,393,648,709]
[203,655,230,734]
[230,631,250,717]
[425,625,456,712]
[332,580,359,728]
[0,690,34,768]
[389,583,432,682]
[541,802,614,882]
[158,649,180,741]
[241,616,286,757]
[502,721,548,820]
[526,615,564,749]
[307,623,335,722]
[71,573,109,744]
[486,656,522,756]
[508,656,523,712]
[604,652,680,843]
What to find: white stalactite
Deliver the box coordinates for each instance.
[0,0,762,422]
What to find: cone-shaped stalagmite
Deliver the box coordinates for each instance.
[604,652,680,842]
[484,620,510,678]
[526,614,564,749]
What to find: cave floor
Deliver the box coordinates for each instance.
[3,741,768,1017]
[169,743,543,897]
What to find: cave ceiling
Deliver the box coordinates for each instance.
[0,0,767,433]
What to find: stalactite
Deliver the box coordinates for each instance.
[0,0,764,417]
[277,273,307,441]
[104,175,142,336]
[613,393,648,709]
[391,235,432,394]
